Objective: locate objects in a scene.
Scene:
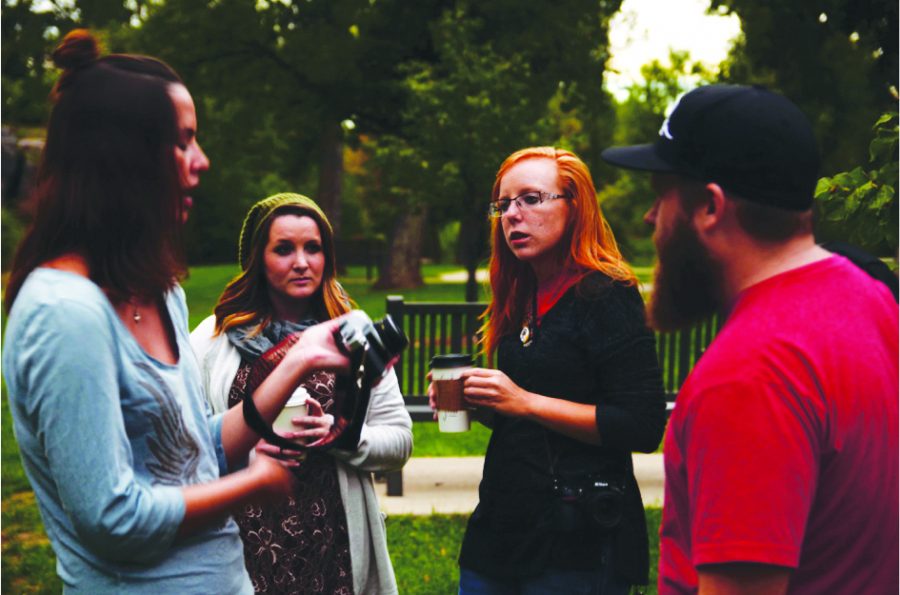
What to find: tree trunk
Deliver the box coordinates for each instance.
[317,121,343,237]
[459,197,488,302]
[373,205,426,289]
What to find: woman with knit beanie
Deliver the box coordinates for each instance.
[3,31,352,593]
[191,193,412,595]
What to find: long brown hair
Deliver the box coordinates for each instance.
[4,30,185,312]
[480,147,636,354]
[213,199,352,334]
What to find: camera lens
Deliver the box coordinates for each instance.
[373,315,408,357]
[588,490,623,529]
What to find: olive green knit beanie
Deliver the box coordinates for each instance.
[237,192,331,270]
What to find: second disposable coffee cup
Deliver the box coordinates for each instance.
[431,354,474,432]
[273,386,310,442]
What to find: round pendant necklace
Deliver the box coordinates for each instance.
[521,268,576,347]
[520,288,537,347]
[519,319,533,346]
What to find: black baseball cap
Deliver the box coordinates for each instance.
[601,84,820,211]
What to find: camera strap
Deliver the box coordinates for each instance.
[542,428,562,477]
[543,426,626,483]
[240,333,371,453]
[322,343,371,451]
[242,384,305,452]
[239,332,306,452]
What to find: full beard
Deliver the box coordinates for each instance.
[648,213,724,332]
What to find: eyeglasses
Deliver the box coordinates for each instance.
[488,191,570,218]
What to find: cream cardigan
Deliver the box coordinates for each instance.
[190,315,412,595]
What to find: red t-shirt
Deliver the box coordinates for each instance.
[660,255,899,594]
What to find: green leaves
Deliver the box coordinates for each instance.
[814,112,898,255]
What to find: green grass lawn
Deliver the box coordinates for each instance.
[2,262,662,593]
[412,420,492,456]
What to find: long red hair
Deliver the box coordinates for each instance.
[480,147,636,355]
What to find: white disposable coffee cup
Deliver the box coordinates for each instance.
[431,354,474,433]
[273,386,309,441]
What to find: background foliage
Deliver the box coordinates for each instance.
[815,112,898,254]
[3,0,897,279]
[1,3,895,591]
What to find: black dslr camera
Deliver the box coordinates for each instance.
[320,310,408,450]
[333,311,408,385]
[242,310,407,453]
[552,472,625,531]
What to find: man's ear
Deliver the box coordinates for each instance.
[693,182,727,234]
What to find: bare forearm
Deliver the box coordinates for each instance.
[525,394,602,445]
[177,466,270,538]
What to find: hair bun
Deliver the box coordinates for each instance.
[52,29,100,71]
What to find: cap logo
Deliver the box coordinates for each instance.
[658,92,687,140]
[659,117,674,140]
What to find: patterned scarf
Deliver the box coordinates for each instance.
[225,318,318,361]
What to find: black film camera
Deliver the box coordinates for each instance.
[552,472,625,531]
[242,311,407,453]
[322,311,408,450]
[333,311,408,386]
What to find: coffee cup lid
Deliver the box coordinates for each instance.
[286,386,309,407]
[430,353,474,369]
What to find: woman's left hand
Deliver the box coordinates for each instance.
[463,368,533,418]
[286,397,334,444]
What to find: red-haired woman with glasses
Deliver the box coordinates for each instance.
[433,147,666,593]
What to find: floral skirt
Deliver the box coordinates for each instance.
[234,454,353,594]
[230,362,353,594]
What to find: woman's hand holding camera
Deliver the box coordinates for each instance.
[285,318,351,375]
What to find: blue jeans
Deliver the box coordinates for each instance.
[459,540,632,595]
[458,568,632,595]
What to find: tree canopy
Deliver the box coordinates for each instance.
[2,0,897,280]
[713,0,898,173]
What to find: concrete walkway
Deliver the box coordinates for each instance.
[375,454,664,515]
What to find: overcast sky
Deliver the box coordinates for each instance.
[606,0,741,99]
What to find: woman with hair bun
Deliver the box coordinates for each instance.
[431,147,666,593]
[3,30,351,594]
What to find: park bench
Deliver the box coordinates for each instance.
[382,295,722,496]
